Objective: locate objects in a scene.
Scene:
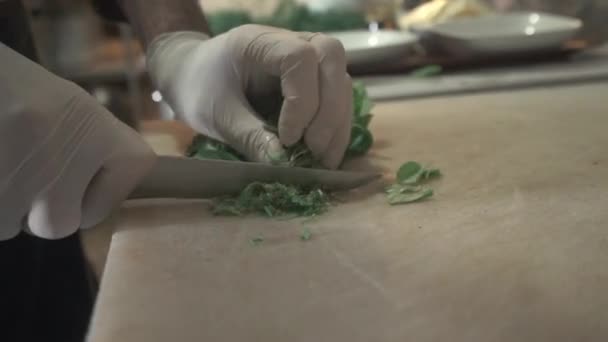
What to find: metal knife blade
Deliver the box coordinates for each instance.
[129,156,381,199]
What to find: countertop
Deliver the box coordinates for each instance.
[88,82,608,342]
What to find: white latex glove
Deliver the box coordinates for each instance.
[147,24,353,169]
[0,44,156,240]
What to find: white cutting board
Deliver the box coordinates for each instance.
[89,83,608,342]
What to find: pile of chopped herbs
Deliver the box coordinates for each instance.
[386,161,441,205]
[187,81,374,218]
[213,182,329,218]
[207,0,367,35]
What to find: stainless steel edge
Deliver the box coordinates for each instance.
[129,156,381,199]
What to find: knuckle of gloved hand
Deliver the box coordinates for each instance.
[316,35,347,64]
[283,41,317,69]
[230,23,284,42]
[226,24,270,52]
[230,23,264,34]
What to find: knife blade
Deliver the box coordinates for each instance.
[129,156,381,199]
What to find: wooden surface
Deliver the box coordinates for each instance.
[88,83,608,342]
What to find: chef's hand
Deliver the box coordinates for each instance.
[147,24,353,169]
[0,44,156,240]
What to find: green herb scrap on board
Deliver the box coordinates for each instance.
[249,234,265,246]
[386,161,441,205]
[300,228,313,241]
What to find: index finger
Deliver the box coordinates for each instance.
[233,25,320,146]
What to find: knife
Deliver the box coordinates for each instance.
[129,156,381,199]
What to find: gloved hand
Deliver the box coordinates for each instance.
[146,24,352,169]
[0,44,156,240]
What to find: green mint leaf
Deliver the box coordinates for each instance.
[386,183,421,194]
[300,228,312,241]
[397,161,422,183]
[387,187,433,205]
[249,234,265,246]
[347,125,373,157]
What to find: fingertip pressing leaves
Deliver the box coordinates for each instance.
[187,134,243,161]
[266,148,289,166]
[188,81,375,166]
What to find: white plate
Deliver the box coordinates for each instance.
[329,30,419,66]
[419,12,582,55]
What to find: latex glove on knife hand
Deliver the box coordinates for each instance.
[0,43,156,240]
[147,24,353,169]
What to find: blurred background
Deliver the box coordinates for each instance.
[22,0,608,129]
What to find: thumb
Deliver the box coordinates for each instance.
[215,100,286,164]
